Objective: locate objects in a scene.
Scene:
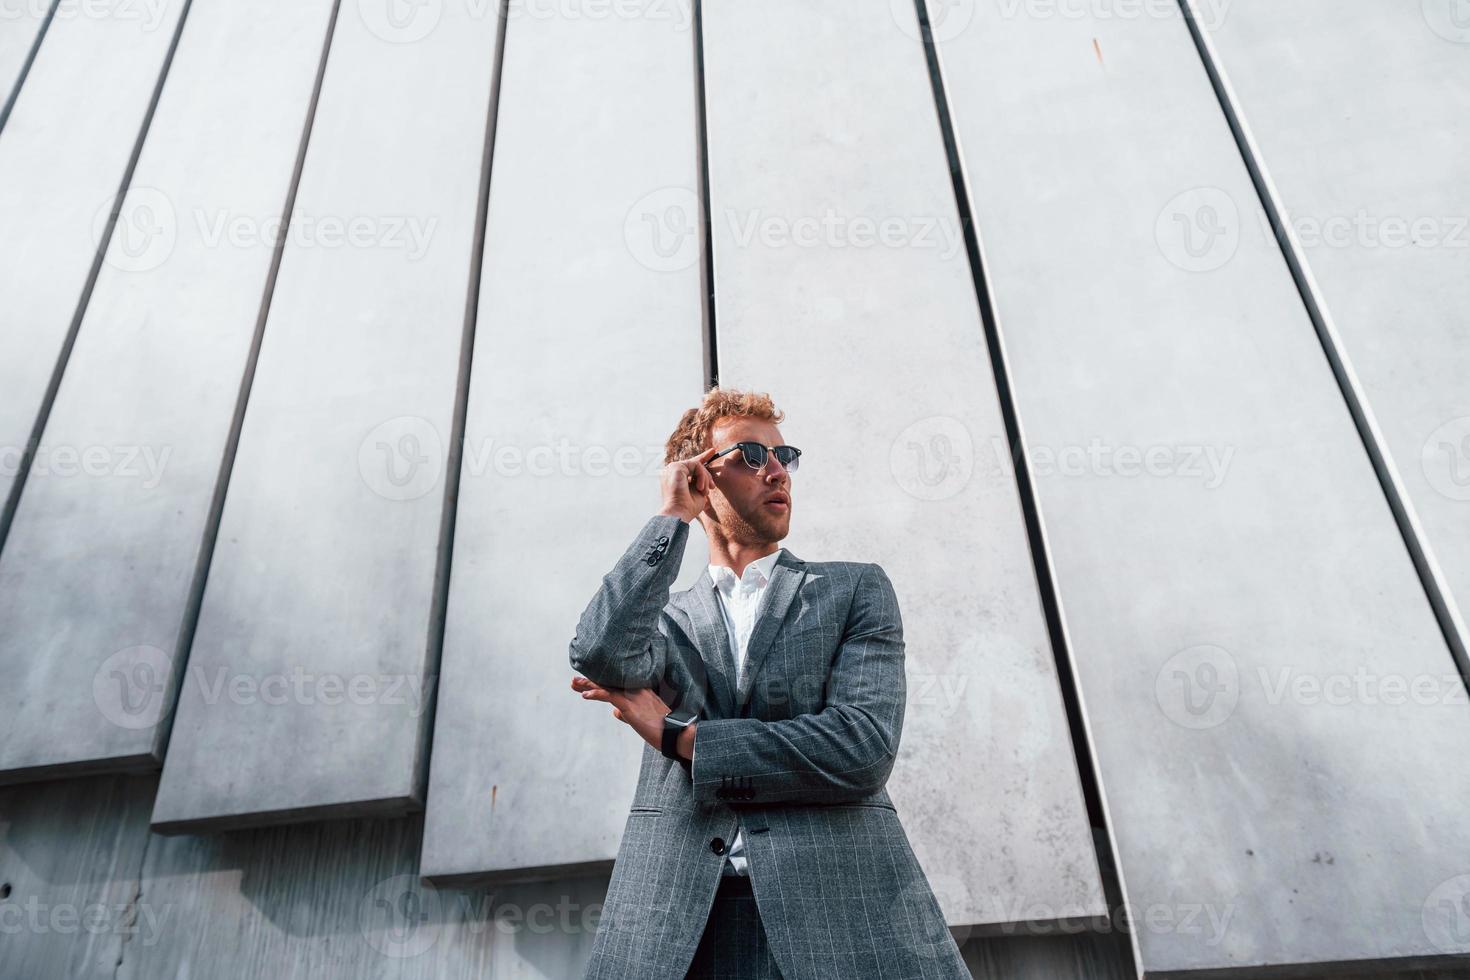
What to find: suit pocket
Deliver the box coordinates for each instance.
[828,801,897,812]
[628,805,663,814]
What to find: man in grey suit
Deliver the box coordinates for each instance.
[569,387,969,979]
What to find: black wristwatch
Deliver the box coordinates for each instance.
[662,708,697,761]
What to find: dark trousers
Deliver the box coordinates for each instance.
[684,874,785,979]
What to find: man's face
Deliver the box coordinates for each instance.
[702,417,793,544]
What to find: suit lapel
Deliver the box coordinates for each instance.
[735,549,806,715]
[679,570,738,718]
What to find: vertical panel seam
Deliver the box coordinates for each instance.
[910,0,1129,946]
[0,0,197,556]
[1176,0,1470,692]
[412,0,514,807]
[153,0,345,762]
[0,0,61,135]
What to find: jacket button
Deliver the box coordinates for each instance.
[657,535,669,544]
[710,837,726,855]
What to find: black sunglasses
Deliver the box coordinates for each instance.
[711,441,801,474]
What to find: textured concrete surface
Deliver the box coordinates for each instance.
[932,0,1470,974]
[0,0,187,524]
[1195,0,1470,680]
[150,0,505,832]
[0,774,1138,980]
[419,1,710,885]
[0,0,335,784]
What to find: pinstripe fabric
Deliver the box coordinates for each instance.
[570,513,970,980]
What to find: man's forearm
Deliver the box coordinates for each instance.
[567,513,689,689]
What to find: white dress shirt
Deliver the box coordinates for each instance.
[705,547,783,877]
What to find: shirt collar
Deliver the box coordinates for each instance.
[709,548,783,593]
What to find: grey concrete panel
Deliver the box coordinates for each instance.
[150,0,504,833]
[701,0,1107,932]
[0,0,50,121]
[0,0,187,521]
[419,2,709,884]
[931,1,1470,974]
[1193,0,1470,690]
[0,0,336,784]
[0,776,1137,979]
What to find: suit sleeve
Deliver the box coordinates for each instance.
[689,562,906,805]
[567,512,690,690]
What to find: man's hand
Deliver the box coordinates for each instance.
[570,675,696,760]
[658,447,718,523]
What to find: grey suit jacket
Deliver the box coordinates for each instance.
[570,513,970,980]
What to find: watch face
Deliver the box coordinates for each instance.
[666,709,696,726]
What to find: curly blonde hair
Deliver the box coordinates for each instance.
[663,386,785,465]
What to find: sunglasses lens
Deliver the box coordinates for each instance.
[775,446,800,472]
[740,443,766,469]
